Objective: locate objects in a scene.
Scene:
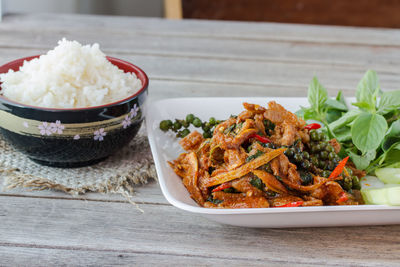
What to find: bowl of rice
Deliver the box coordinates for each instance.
[0,39,148,167]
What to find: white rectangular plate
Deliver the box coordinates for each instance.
[146,97,400,228]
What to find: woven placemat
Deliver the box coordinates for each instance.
[0,126,156,199]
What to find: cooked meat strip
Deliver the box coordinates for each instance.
[224,147,247,170]
[237,110,254,122]
[269,195,303,207]
[243,102,266,114]
[302,196,323,206]
[179,131,204,151]
[254,114,267,136]
[196,140,211,170]
[310,181,357,205]
[264,101,309,146]
[212,118,236,150]
[252,170,288,194]
[169,152,204,205]
[231,119,257,148]
[212,191,270,208]
[231,176,264,197]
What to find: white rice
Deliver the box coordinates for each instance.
[0,39,143,108]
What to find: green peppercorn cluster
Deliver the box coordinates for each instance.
[338,167,361,191]
[307,129,341,177]
[283,132,336,177]
[283,130,361,191]
[159,114,222,138]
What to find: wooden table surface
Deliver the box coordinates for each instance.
[0,13,400,266]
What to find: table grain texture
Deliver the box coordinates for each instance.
[0,13,400,267]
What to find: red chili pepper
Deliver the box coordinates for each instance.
[212,182,232,192]
[274,201,303,208]
[304,123,321,130]
[329,156,350,179]
[250,134,271,144]
[337,192,349,203]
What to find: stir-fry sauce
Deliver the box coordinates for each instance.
[168,101,364,208]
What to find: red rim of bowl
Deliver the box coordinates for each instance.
[0,55,149,111]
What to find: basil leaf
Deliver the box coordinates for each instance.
[382,143,400,165]
[336,90,346,107]
[296,106,320,121]
[246,150,264,162]
[335,127,352,142]
[329,109,361,132]
[325,109,342,124]
[348,150,376,170]
[378,90,400,115]
[250,177,264,191]
[382,119,400,151]
[354,70,379,112]
[326,98,347,111]
[356,70,379,102]
[308,77,328,114]
[351,113,388,154]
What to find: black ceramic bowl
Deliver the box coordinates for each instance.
[0,56,148,167]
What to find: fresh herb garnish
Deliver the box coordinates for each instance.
[224,124,236,135]
[206,195,223,205]
[246,150,264,162]
[250,177,264,190]
[298,70,400,172]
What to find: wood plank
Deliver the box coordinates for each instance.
[0,245,279,266]
[1,26,400,72]
[1,47,399,93]
[0,180,167,205]
[1,196,400,266]
[3,13,400,47]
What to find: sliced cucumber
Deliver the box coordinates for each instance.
[387,186,400,205]
[361,187,389,205]
[360,176,400,206]
[360,175,385,189]
[375,168,400,184]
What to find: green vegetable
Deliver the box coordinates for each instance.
[250,177,264,190]
[173,121,182,131]
[246,150,264,162]
[192,118,202,127]
[342,176,353,191]
[299,171,313,185]
[348,150,376,171]
[223,124,236,135]
[209,117,217,125]
[180,129,190,137]
[308,76,328,120]
[206,195,223,205]
[351,113,387,154]
[353,70,380,113]
[160,114,222,138]
[378,90,400,115]
[203,131,212,138]
[352,176,361,190]
[186,114,195,123]
[375,167,400,184]
[381,119,400,151]
[159,120,173,131]
[299,70,400,172]
[360,175,400,206]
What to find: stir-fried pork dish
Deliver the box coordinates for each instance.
[168,101,364,208]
